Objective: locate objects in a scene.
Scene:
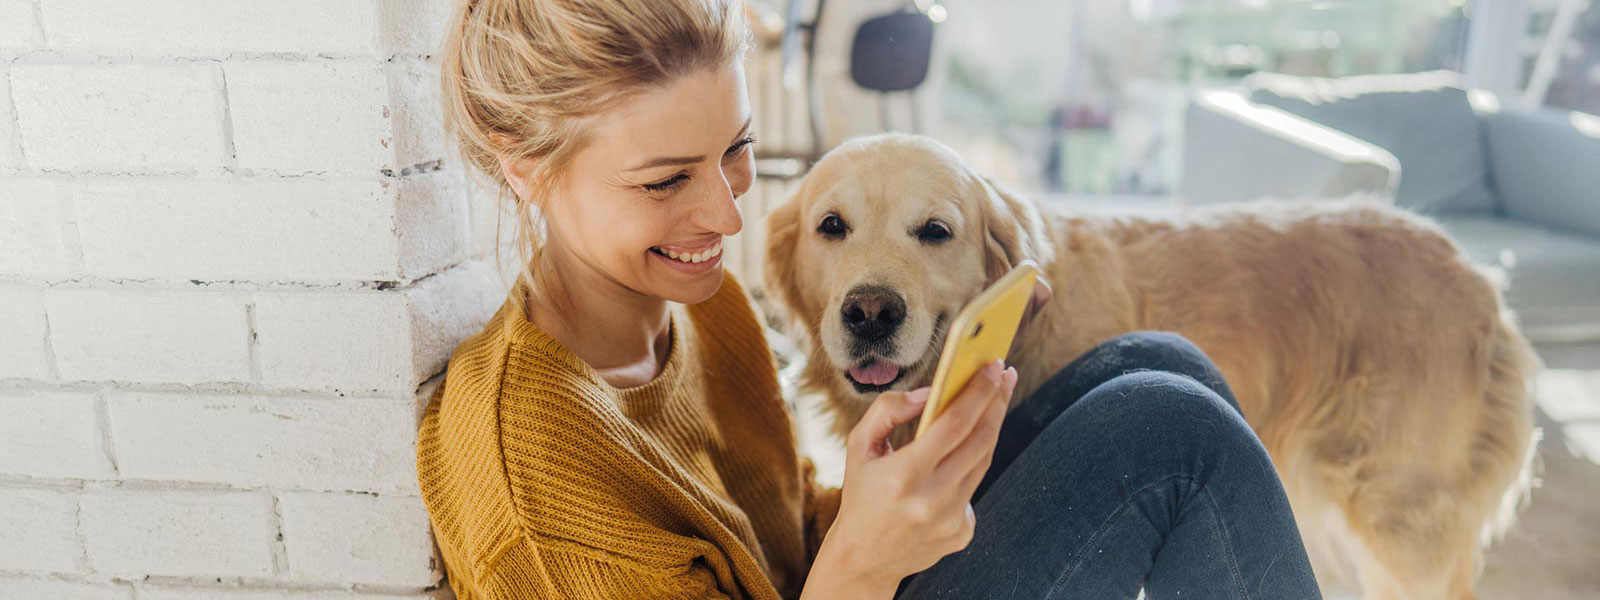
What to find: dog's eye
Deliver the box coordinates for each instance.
[818,214,849,239]
[914,220,951,244]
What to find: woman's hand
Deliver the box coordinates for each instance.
[800,359,1017,600]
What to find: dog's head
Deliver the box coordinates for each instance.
[763,134,1053,408]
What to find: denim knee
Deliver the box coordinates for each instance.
[1069,370,1264,469]
[1103,330,1204,357]
[1056,331,1238,414]
[1079,331,1209,379]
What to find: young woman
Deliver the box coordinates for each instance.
[416,0,1324,598]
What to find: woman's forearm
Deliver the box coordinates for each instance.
[799,537,902,600]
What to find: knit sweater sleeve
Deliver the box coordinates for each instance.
[473,535,733,600]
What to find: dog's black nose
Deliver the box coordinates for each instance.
[841,285,906,342]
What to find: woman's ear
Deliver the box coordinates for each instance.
[762,192,810,332]
[495,152,542,202]
[977,176,1055,283]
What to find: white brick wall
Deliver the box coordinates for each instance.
[0,288,51,379]
[278,492,437,586]
[227,61,393,175]
[0,1,43,50]
[0,578,133,600]
[80,490,278,579]
[73,178,403,282]
[0,389,113,479]
[48,290,253,384]
[11,63,229,172]
[254,292,415,394]
[0,64,21,170]
[0,2,491,597]
[0,2,806,597]
[0,178,73,278]
[39,0,381,56]
[0,487,84,573]
[107,394,421,493]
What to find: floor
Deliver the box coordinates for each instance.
[1476,342,1600,600]
[786,194,1600,597]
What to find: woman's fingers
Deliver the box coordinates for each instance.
[935,368,1013,491]
[908,361,1008,467]
[846,387,931,461]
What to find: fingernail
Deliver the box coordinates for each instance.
[1002,367,1018,391]
[984,360,1004,384]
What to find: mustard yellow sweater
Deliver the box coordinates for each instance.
[417,272,840,600]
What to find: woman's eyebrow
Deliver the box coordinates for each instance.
[623,116,753,172]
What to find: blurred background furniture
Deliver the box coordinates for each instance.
[1183,70,1600,343]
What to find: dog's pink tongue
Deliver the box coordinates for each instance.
[849,360,900,386]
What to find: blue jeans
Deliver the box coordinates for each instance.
[895,331,1322,599]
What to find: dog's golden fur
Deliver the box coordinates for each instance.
[762,134,1540,599]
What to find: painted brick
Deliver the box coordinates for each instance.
[74,177,401,283]
[0,579,132,600]
[46,290,249,385]
[108,393,418,494]
[1,3,492,593]
[396,170,468,281]
[407,260,504,381]
[254,291,413,394]
[279,492,437,586]
[0,67,20,170]
[79,490,274,579]
[0,178,74,279]
[0,0,42,49]
[0,390,113,479]
[379,0,455,57]
[10,64,226,172]
[38,0,379,56]
[385,61,448,173]
[227,61,393,174]
[0,487,83,573]
[0,287,51,379]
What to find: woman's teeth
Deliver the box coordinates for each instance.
[653,241,722,264]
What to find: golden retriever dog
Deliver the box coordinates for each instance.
[761,133,1540,599]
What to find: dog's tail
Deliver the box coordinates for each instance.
[1476,307,1543,551]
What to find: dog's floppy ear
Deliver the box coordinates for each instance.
[762,190,811,332]
[977,176,1055,283]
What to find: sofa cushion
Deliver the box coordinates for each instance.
[1480,107,1600,239]
[1438,214,1600,340]
[1247,71,1498,216]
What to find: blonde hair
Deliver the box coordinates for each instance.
[441,0,752,302]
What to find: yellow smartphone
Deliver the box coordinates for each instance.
[914,260,1040,439]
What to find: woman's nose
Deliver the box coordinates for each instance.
[696,169,744,236]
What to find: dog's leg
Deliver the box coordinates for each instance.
[1340,414,1534,600]
[1337,469,1488,600]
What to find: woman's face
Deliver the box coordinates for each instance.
[531,62,754,306]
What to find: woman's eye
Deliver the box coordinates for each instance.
[723,133,757,159]
[642,173,689,193]
[914,220,951,244]
[818,213,848,238]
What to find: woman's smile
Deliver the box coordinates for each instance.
[649,238,724,274]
